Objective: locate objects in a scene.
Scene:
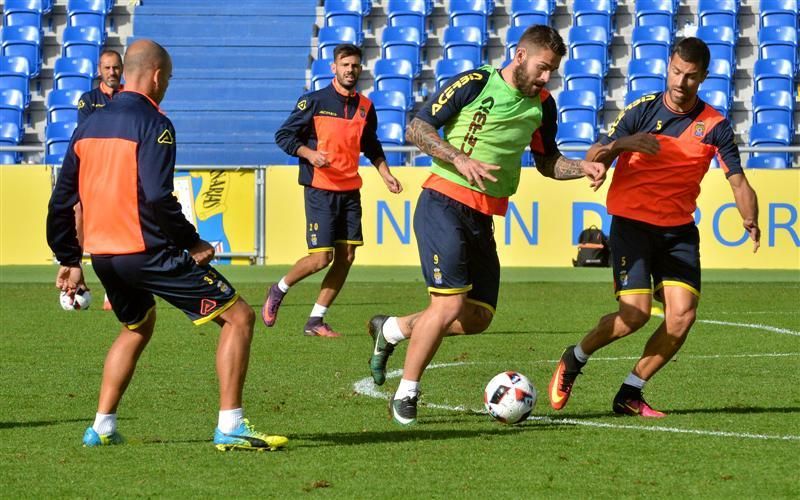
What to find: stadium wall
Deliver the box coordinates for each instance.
[2,166,798,268]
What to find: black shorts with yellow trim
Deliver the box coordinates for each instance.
[416,188,500,312]
[304,186,363,252]
[610,215,701,302]
[91,247,239,327]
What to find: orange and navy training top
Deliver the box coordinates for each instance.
[77,81,123,124]
[274,79,386,192]
[47,90,199,265]
[600,92,744,227]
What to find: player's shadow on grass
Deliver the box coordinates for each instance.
[0,418,88,429]
[669,406,800,415]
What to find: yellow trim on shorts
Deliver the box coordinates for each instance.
[656,280,701,298]
[428,285,473,295]
[307,246,334,254]
[466,298,496,316]
[125,305,156,330]
[193,293,241,326]
[615,288,653,298]
[334,239,364,246]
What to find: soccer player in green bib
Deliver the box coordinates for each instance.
[367,25,607,425]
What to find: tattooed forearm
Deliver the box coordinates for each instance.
[534,153,585,180]
[406,118,464,164]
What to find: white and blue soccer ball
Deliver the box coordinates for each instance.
[484,371,537,424]
[59,288,92,311]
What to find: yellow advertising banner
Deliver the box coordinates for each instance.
[0,166,54,265]
[264,167,800,269]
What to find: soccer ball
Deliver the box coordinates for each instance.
[59,288,92,311]
[483,371,537,424]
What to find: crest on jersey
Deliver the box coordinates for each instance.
[694,122,705,137]
[359,106,366,118]
[157,129,174,144]
[297,99,307,110]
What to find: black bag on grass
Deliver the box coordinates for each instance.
[572,226,610,267]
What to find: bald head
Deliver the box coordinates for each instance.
[122,39,172,103]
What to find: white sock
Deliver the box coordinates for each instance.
[218,408,244,433]
[573,344,590,364]
[92,413,117,435]
[394,378,419,400]
[383,317,407,345]
[310,303,328,318]
[624,372,647,390]
[277,277,290,293]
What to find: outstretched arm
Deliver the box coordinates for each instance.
[534,152,607,190]
[728,173,760,253]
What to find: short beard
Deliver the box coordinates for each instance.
[337,75,356,91]
[512,64,541,98]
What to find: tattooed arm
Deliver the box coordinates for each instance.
[406,118,500,191]
[534,152,607,190]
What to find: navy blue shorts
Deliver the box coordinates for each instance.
[414,188,500,313]
[610,215,701,301]
[91,247,239,328]
[304,186,363,253]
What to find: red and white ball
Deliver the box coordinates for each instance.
[59,288,92,311]
[484,371,537,424]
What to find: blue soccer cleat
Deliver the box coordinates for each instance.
[82,427,124,447]
[213,418,288,451]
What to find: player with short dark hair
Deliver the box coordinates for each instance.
[267,43,403,338]
[548,37,760,417]
[78,49,124,123]
[365,25,606,425]
[47,39,287,451]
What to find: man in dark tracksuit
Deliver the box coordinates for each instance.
[47,39,287,451]
[263,43,403,338]
[77,49,124,123]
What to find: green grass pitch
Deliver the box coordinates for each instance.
[1,266,798,497]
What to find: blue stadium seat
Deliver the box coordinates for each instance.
[753,58,794,93]
[698,0,738,36]
[310,58,333,91]
[634,0,675,33]
[624,88,659,106]
[752,89,793,128]
[696,25,736,70]
[317,26,359,60]
[572,0,614,43]
[324,0,364,46]
[387,0,428,40]
[759,0,798,29]
[746,154,790,168]
[53,57,94,91]
[3,0,44,33]
[749,122,791,165]
[563,59,604,106]
[557,89,599,126]
[569,26,609,74]
[0,122,22,164]
[381,26,423,77]
[373,58,415,99]
[62,25,103,66]
[67,0,107,39]
[509,0,550,27]
[442,26,484,66]
[413,154,432,166]
[0,88,25,135]
[556,121,596,160]
[703,59,733,92]
[631,25,671,62]
[377,121,405,165]
[505,25,527,61]
[46,88,83,125]
[370,90,408,129]
[628,58,666,94]
[45,121,78,164]
[0,55,31,107]
[449,0,490,45]
[758,26,798,71]
[698,89,729,117]
[435,58,476,90]
[0,25,42,77]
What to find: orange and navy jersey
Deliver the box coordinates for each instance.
[47,91,199,265]
[601,92,744,227]
[77,81,123,124]
[274,80,385,192]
